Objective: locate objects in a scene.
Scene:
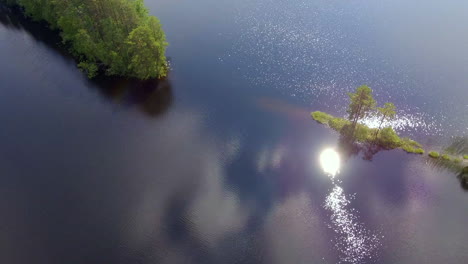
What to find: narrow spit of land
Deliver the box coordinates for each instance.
[311,111,468,162]
[310,84,468,189]
[311,110,468,184]
[311,111,425,154]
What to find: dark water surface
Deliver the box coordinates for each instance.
[1,0,468,263]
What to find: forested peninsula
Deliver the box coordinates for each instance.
[2,0,168,79]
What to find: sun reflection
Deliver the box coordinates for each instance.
[325,186,380,263]
[320,148,341,177]
[319,148,381,263]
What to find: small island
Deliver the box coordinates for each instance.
[311,85,425,155]
[2,0,168,79]
[312,85,468,183]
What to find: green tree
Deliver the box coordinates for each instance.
[375,102,396,138]
[126,24,168,79]
[347,85,376,132]
[4,0,168,80]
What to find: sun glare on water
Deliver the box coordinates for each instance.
[320,148,341,177]
[319,148,381,263]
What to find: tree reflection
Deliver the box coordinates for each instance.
[427,157,468,192]
[338,133,468,191]
[444,137,468,156]
[458,171,468,191]
[427,137,468,191]
[337,134,384,162]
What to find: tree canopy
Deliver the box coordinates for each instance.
[347,85,376,128]
[375,102,396,137]
[3,0,168,79]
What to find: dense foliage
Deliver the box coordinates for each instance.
[3,0,168,79]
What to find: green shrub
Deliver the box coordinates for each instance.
[414,148,425,154]
[78,61,98,78]
[402,145,424,154]
[400,138,424,154]
[311,111,333,125]
[429,151,440,158]
[401,145,414,153]
[454,158,462,163]
[377,127,400,149]
[442,154,451,161]
[464,155,468,160]
[329,117,349,132]
[354,124,372,142]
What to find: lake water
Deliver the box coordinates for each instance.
[1,0,468,263]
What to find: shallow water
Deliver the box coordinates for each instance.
[1,0,468,263]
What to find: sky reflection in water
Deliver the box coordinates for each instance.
[320,148,381,263]
[2,0,468,263]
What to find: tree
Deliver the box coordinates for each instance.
[5,0,168,80]
[375,102,396,138]
[126,24,168,79]
[347,85,376,131]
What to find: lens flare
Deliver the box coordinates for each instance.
[320,148,341,177]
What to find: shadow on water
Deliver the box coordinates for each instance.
[88,76,174,118]
[0,3,174,118]
[337,136,381,162]
[337,129,384,162]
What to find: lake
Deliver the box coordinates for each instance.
[1,0,468,263]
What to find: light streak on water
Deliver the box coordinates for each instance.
[319,149,381,263]
[359,112,443,137]
[325,185,381,263]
